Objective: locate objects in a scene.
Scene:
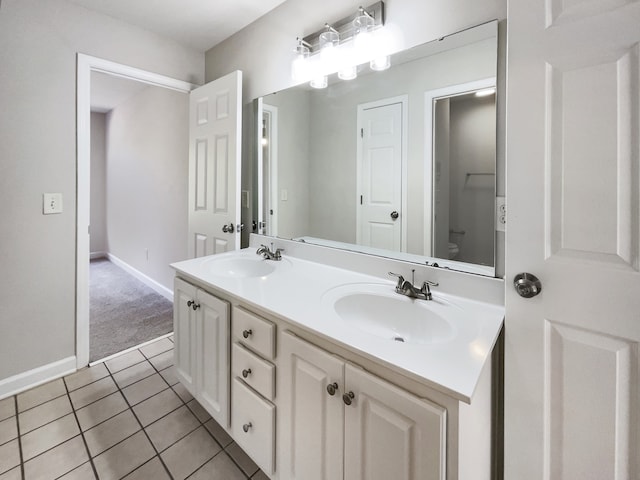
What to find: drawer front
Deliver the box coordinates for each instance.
[232,378,275,474]
[232,342,275,400]
[232,306,276,359]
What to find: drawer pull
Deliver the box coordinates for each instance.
[326,382,338,396]
[242,368,252,378]
[242,329,253,339]
[342,391,355,406]
[243,422,252,433]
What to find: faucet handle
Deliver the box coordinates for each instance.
[388,272,405,288]
[422,279,439,287]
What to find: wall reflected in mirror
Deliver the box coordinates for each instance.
[255,21,498,276]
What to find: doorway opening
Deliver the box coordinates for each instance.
[77,55,195,367]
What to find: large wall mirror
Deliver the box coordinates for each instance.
[253,21,499,276]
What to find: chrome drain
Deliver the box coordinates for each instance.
[393,336,405,343]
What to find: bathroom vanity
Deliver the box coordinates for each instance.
[171,236,504,480]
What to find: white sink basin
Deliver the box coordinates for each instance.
[203,255,291,278]
[323,283,458,345]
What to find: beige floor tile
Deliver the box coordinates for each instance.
[140,338,173,359]
[84,410,141,456]
[121,457,171,480]
[0,466,21,480]
[122,374,167,406]
[159,366,178,386]
[112,361,155,389]
[63,363,109,392]
[93,431,155,480]
[17,379,66,412]
[186,399,211,423]
[0,439,20,475]
[132,388,182,427]
[0,417,17,445]
[75,392,128,431]
[190,452,246,480]
[0,398,15,422]
[204,419,233,448]
[21,413,79,461]
[145,406,200,452]
[226,441,259,477]
[105,350,146,374]
[57,462,96,479]
[148,350,173,371]
[18,395,73,434]
[23,436,88,480]
[69,376,118,409]
[172,382,194,403]
[161,427,221,480]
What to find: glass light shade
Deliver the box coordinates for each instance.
[319,30,339,53]
[291,41,310,81]
[353,14,374,36]
[310,76,328,89]
[370,55,391,71]
[338,65,357,80]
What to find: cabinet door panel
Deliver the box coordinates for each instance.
[197,288,230,427]
[279,331,344,480]
[173,278,197,395]
[344,364,446,480]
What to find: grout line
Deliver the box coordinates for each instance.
[62,380,100,480]
[13,396,25,480]
[89,333,174,367]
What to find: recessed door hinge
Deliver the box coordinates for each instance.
[360,128,364,138]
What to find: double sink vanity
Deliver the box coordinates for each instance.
[171,235,504,480]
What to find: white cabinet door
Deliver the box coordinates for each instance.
[173,277,197,395]
[196,289,230,428]
[279,331,345,480]
[344,364,446,480]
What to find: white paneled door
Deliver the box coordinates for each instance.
[188,71,242,258]
[357,99,405,251]
[505,2,640,479]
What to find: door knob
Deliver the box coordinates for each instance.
[222,223,235,233]
[390,211,399,220]
[513,273,542,298]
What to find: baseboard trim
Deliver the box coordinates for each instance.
[90,251,107,260]
[0,356,77,400]
[106,254,173,302]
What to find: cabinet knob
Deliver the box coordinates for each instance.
[326,382,338,396]
[186,300,200,311]
[242,422,252,433]
[242,368,252,378]
[242,329,253,339]
[342,391,355,406]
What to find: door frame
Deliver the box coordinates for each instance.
[355,95,408,252]
[76,54,195,369]
[423,77,496,257]
[262,103,278,237]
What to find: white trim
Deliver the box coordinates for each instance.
[90,251,107,260]
[0,357,76,401]
[263,103,279,237]
[106,254,174,301]
[356,95,409,251]
[423,77,496,257]
[89,332,173,367]
[76,53,196,370]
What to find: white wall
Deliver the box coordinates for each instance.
[105,85,189,290]
[90,112,107,256]
[0,0,202,381]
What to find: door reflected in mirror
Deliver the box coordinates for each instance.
[255,21,498,276]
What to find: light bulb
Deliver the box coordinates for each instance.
[310,76,328,89]
[338,65,357,80]
[370,55,390,71]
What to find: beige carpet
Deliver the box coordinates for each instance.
[90,258,173,362]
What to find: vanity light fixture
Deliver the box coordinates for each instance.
[292,1,387,87]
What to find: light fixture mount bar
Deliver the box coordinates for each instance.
[302,1,385,53]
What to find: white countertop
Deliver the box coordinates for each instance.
[171,248,504,403]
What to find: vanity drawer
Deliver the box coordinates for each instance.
[233,306,276,359]
[232,378,275,474]
[232,342,275,400]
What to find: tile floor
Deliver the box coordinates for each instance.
[0,336,269,480]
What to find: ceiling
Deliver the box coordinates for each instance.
[68,0,287,52]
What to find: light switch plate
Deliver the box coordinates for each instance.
[496,196,506,232]
[43,193,63,214]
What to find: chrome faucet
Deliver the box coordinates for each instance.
[389,270,438,300]
[256,243,284,261]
